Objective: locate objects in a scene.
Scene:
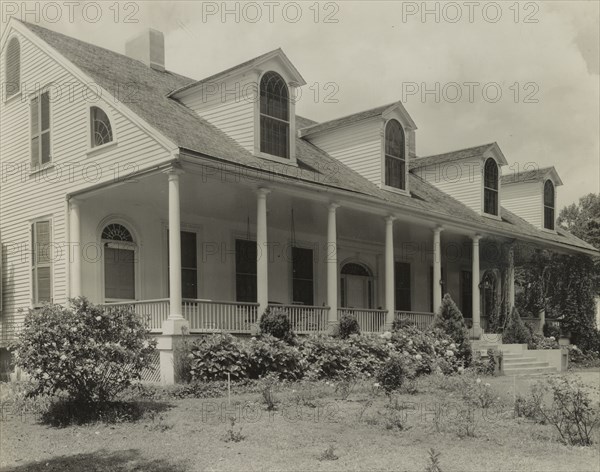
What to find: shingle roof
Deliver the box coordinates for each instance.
[169,48,306,97]
[501,166,564,186]
[410,143,497,170]
[298,103,394,137]
[17,20,596,255]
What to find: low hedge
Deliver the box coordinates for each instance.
[187,326,466,382]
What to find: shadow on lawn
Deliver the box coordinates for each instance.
[40,400,173,428]
[2,449,187,472]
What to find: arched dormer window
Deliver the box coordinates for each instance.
[483,158,499,216]
[260,71,289,159]
[5,37,20,98]
[90,106,114,147]
[384,119,406,190]
[544,180,555,230]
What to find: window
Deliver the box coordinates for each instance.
[292,247,314,305]
[102,224,135,300]
[90,106,113,147]
[30,91,51,168]
[236,239,257,302]
[31,220,52,304]
[483,158,499,215]
[544,180,555,230]
[460,270,472,318]
[167,231,198,299]
[384,120,406,190]
[5,37,20,98]
[260,71,289,159]
[395,262,411,311]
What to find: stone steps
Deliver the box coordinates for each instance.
[503,365,557,375]
[503,360,549,368]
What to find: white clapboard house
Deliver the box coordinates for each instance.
[0,20,597,381]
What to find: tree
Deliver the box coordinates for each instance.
[557,193,600,297]
[433,294,472,365]
[557,193,600,250]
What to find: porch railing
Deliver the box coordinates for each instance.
[103,299,169,332]
[268,304,329,333]
[338,308,387,333]
[183,299,259,333]
[394,311,435,330]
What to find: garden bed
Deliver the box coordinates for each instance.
[1,371,598,472]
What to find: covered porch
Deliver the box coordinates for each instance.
[68,161,513,339]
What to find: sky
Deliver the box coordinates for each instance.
[3,0,599,210]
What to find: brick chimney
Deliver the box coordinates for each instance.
[125,29,165,71]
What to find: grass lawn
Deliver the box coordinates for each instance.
[1,371,599,472]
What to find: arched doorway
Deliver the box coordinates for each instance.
[340,262,374,309]
[481,270,498,328]
[101,223,137,301]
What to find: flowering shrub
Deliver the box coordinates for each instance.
[259,307,294,343]
[338,314,360,339]
[528,334,559,350]
[297,335,356,379]
[432,294,472,365]
[565,344,600,368]
[15,298,156,403]
[536,376,600,446]
[190,333,249,381]
[246,335,306,380]
[391,326,462,375]
[376,355,412,393]
[346,334,394,375]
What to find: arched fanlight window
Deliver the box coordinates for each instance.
[483,158,499,216]
[5,37,20,98]
[384,120,406,190]
[543,180,555,230]
[101,223,133,242]
[341,262,372,277]
[90,106,114,147]
[260,71,289,159]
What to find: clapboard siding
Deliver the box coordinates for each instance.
[180,73,257,153]
[0,30,173,328]
[308,118,382,185]
[502,182,543,228]
[415,157,483,213]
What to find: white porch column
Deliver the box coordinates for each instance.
[69,198,82,298]
[385,216,396,328]
[327,203,339,330]
[159,168,189,385]
[162,169,188,334]
[256,188,270,316]
[471,234,482,339]
[507,244,515,309]
[432,227,444,313]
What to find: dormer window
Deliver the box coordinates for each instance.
[90,106,113,147]
[483,158,499,216]
[384,119,406,190]
[544,180,555,230]
[5,37,20,98]
[260,71,289,159]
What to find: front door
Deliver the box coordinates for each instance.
[346,275,369,308]
[104,247,135,301]
[341,262,374,309]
